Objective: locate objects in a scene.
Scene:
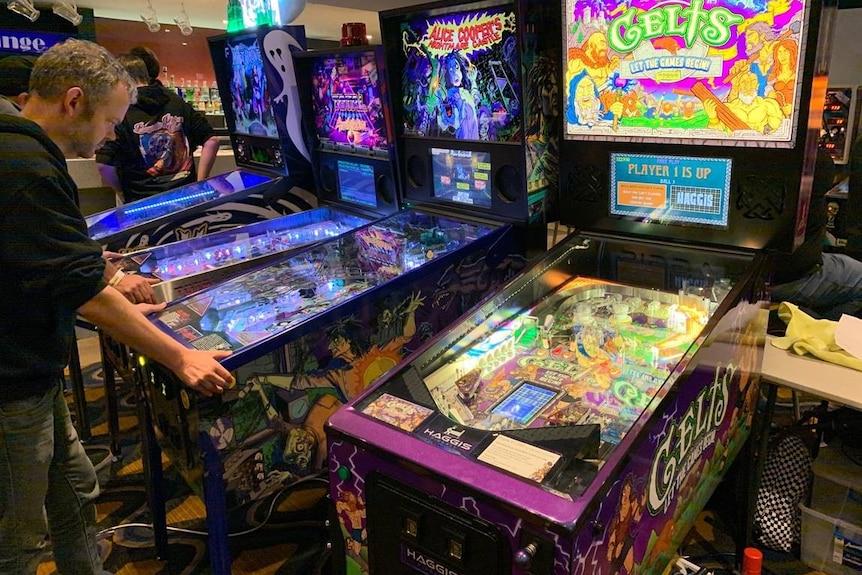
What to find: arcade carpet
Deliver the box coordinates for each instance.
[44,334,824,575]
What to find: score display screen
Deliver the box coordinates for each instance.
[430,147,492,208]
[610,153,731,228]
[490,382,559,426]
[337,159,378,208]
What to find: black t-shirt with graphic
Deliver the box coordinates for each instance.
[96,84,214,202]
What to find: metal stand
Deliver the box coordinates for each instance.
[201,433,232,575]
[136,373,170,559]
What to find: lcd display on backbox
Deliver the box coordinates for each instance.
[309,52,389,153]
[337,159,378,208]
[224,35,279,138]
[563,0,806,146]
[399,6,521,142]
[610,153,731,228]
[431,147,492,208]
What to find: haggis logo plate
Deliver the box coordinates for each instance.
[416,415,488,455]
[401,544,462,575]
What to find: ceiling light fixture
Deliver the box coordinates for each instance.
[174,3,192,36]
[7,0,40,22]
[141,0,160,33]
[52,0,83,25]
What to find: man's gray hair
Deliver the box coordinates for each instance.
[29,39,137,106]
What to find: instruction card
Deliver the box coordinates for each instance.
[477,434,561,482]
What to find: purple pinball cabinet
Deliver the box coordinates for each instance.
[326,235,769,575]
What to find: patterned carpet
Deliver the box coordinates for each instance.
[43,337,331,575]
[43,335,826,575]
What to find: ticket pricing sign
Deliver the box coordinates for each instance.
[610,153,731,228]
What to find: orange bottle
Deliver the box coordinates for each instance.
[741,547,763,575]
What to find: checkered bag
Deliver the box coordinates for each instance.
[754,434,813,552]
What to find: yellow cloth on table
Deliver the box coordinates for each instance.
[771,301,862,372]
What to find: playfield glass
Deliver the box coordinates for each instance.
[430,147,492,208]
[148,210,497,359]
[418,277,712,446]
[351,233,758,493]
[400,5,522,142]
[563,0,806,145]
[85,170,273,241]
[108,207,371,301]
[309,51,389,152]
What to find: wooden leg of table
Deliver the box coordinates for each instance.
[68,339,91,442]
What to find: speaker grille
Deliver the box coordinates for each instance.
[495,164,520,203]
[406,155,426,189]
[376,174,395,204]
[319,163,337,193]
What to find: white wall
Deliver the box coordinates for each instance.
[829,8,862,86]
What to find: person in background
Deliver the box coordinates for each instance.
[0,39,234,575]
[128,45,164,87]
[96,46,220,204]
[769,147,862,320]
[0,54,37,114]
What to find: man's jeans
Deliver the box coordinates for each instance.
[0,381,109,575]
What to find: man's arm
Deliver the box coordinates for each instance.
[78,286,234,396]
[196,136,221,181]
[103,257,158,304]
[96,162,124,206]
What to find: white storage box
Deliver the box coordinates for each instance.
[811,447,862,526]
[800,503,862,574]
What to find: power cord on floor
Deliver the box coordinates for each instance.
[96,473,330,540]
[82,444,115,473]
[672,555,737,575]
[674,557,709,575]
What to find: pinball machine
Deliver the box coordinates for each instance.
[87,25,320,253]
[130,6,563,569]
[820,85,860,167]
[74,26,318,440]
[81,25,386,451]
[95,206,373,453]
[323,0,837,572]
[819,86,860,250]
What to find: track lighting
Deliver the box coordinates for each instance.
[7,0,40,22]
[141,0,160,33]
[53,0,83,25]
[174,3,192,36]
